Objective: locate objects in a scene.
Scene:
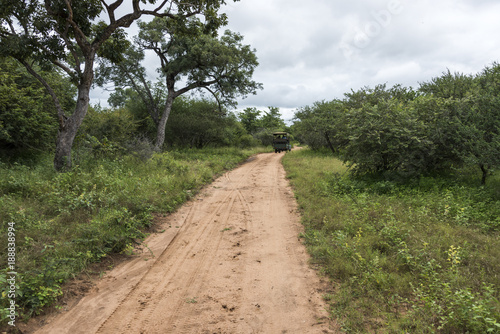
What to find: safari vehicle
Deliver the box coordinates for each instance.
[272,132,292,153]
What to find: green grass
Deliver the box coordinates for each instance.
[283,149,500,333]
[0,146,268,326]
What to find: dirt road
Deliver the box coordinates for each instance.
[34,152,334,334]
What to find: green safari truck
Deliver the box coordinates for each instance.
[272,132,292,153]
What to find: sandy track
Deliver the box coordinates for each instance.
[34,152,334,334]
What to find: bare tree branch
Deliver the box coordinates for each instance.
[202,85,224,112]
[18,58,66,121]
[101,0,124,23]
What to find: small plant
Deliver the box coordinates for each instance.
[121,244,135,256]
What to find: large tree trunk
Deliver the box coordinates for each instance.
[53,53,94,171]
[154,93,175,151]
[54,84,91,171]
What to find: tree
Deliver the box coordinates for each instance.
[238,107,261,134]
[165,97,240,148]
[95,44,166,129]
[418,66,500,184]
[341,100,430,176]
[100,16,262,150]
[259,106,285,130]
[468,63,500,184]
[419,69,475,99]
[410,95,470,173]
[0,0,231,170]
[293,100,346,153]
[239,106,285,146]
[343,83,418,110]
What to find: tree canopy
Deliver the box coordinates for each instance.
[98,15,262,149]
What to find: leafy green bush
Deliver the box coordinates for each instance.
[293,64,500,184]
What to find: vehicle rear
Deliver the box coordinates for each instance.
[272,132,291,153]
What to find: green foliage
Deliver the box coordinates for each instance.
[252,128,275,147]
[259,106,285,130]
[342,99,426,176]
[419,69,475,99]
[78,106,140,146]
[94,26,131,64]
[283,149,500,333]
[0,57,75,152]
[293,63,500,183]
[238,107,261,134]
[1,0,234,170]
[97,17,262,149]
[467,62,500,183]
[237,106,287,146]
[293,100,346,152]
[411,277,500,332]
[74,105,148,161]
[166,97,244,148]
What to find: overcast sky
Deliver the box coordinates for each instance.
[91,0,500,122]
[219,0,500,121]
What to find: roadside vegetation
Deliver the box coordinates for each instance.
[292,65,500,186]
[287,63,500,333]
[283,149,500,333]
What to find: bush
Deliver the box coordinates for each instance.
[253,128,274,146]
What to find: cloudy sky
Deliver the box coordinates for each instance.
[91,0,500,122]
[218,0,500,121]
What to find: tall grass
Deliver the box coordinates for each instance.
[283,149,500,333]
[0,147,267,325]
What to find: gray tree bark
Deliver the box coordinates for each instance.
[154,93,175,151]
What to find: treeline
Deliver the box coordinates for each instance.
[0,56,289,163]
[0,1,265,171]
[293,63,500,184]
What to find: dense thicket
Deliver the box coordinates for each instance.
[293,64,500,184]
[0,58,75,154]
